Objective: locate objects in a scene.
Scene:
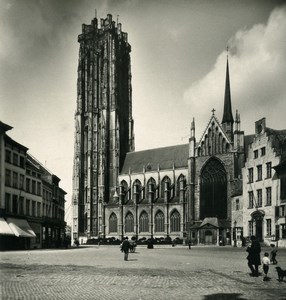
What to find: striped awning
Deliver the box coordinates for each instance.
[0,218,15,236]
[6,218,36,238]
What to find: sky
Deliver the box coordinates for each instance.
[1,0,286,224]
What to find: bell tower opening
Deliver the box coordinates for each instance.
[200,158,227,219]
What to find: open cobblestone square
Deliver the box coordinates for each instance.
[1,245,286,300]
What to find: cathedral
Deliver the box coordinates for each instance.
[72,14,286,247]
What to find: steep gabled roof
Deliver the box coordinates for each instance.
[197,114,231,149]
[120,144,189,175]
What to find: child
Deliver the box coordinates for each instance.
[270,244,278,264]
[262,252,270,281]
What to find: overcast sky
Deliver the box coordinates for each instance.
[1,0,286,224]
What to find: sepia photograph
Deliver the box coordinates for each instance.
[1,0,286,299]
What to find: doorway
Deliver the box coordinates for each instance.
[255,220,263,242]
[205,230,213,244]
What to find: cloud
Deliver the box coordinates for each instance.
[183,5,286,135]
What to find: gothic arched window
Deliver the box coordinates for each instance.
[109,213,117,233]
[147,177,156,202]
[161,176,171,201]
[120,180,129,204]
[133,179,142,203]
[199,158,227,219]
[154,211,164,232]
[176,174,186,198]
[125,212,134,232]
[170,210,180,232]
[139,211,149,232]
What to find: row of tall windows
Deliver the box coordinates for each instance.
[5,150,25,168]
[109,210,181,233]
[249,220,286,238]
[5,169,42,196]
[120,175,186,203]
[4,192,62,220]
[248,162,272,183]
[5,193,42,217]
[248,187,272,208]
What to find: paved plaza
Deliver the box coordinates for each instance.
[1,245,286,300]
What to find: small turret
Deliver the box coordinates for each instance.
[189,117,196,158]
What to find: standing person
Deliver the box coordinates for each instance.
[270,244,278,264]
[246,235,261,277]
[262,252,270,281]
[121,237,130,261]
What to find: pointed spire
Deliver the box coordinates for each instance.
[222,55,234,124]
[190,117,195,138]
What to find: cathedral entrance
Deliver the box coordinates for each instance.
[205,230,213,244]
[200,158,227,219]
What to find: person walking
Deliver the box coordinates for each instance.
[121,237,130,261]
[262,252,270,281]
[246,235,261,277]
[270,244,278,264]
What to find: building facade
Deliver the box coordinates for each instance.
[240,118,286,247]
[72,14,286,247]
[0,121,66,250]
[72,13,134,240]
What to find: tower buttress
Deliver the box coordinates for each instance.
[72,13,134,240]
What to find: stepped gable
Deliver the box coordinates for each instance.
[266,127,286,161]
[244,134,255,158]
[120,144,189,174]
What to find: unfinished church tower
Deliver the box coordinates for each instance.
[72,14,135,240]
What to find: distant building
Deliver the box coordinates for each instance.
[72,13,286,247]
[0,121,66,250]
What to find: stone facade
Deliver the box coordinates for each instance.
[0,121,66,250]
[241,118,286,247]
[72,14,134,240]
[72,14,286,247]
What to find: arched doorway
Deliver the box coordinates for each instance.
[251,210,265,242]
[200,158,227,219]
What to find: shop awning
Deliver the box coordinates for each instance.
[6,218,36,238]
[0,218,15,236]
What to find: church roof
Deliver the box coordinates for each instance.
[120,144,189,174]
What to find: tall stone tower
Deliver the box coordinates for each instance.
[72,13,135,240]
